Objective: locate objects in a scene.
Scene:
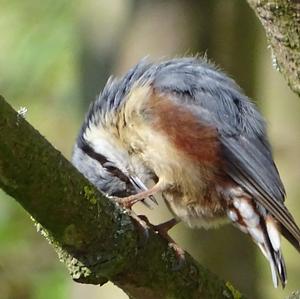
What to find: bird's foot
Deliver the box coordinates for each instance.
[167,242,186,270]
[153,219,185,269]
[110,183,162,209]
[126,210,150,242]
[108,195,150,240]
[153,218,179,233]
[112,195,140,209]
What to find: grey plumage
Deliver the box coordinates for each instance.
[72,57,300,287]
[79,56,285,204]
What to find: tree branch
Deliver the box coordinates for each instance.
[246,0,300,97]
[0,95,244,298]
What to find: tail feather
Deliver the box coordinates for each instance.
[262,217,287,288]
[274,250,287,286]
[226,192,288,288]
[225,188,292,288]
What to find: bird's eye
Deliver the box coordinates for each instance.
[103,162,129,183]
[103,161,118,172]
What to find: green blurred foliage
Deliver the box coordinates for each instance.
[0,1,79,298]
[0,0,79,104]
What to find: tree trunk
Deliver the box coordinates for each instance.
[246,0,300,97]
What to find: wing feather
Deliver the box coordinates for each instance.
[152,57,300,251]
[221,135,300,248]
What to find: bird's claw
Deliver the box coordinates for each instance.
[109,195,184,267]
[109,195,138,209]
[108,195,150,240]
[168,242,186,270]
[152,220,185,270]
[126,210,150,243]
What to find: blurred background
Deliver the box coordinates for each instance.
[0,0,299,298]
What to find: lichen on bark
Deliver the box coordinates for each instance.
[0,94,245,298]
[247,0,300,97]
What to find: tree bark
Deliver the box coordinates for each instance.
[0,95,244,299]
[246,2,300,296]
[246,0,300,97]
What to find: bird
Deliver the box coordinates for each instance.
[72,57,300,288]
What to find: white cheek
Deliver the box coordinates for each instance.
[84,125,130,171]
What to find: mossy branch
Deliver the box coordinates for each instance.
[0,95,244,298]
[247,0,300,97]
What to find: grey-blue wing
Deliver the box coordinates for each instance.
[152,57,300,250]
[220,130,300,251]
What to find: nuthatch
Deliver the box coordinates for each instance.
[72,57,300,288]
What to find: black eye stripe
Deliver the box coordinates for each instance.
[79,141,130,184]
[105,164,130,183]
[80,142,108,165]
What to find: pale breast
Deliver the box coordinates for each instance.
[164,192,228,229]
[117,85,227,228]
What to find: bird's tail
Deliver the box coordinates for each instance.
[226,192,287,288]
[257,216,287,288]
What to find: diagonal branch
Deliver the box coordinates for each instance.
[0,95,244,299]
[246,0,300,97]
